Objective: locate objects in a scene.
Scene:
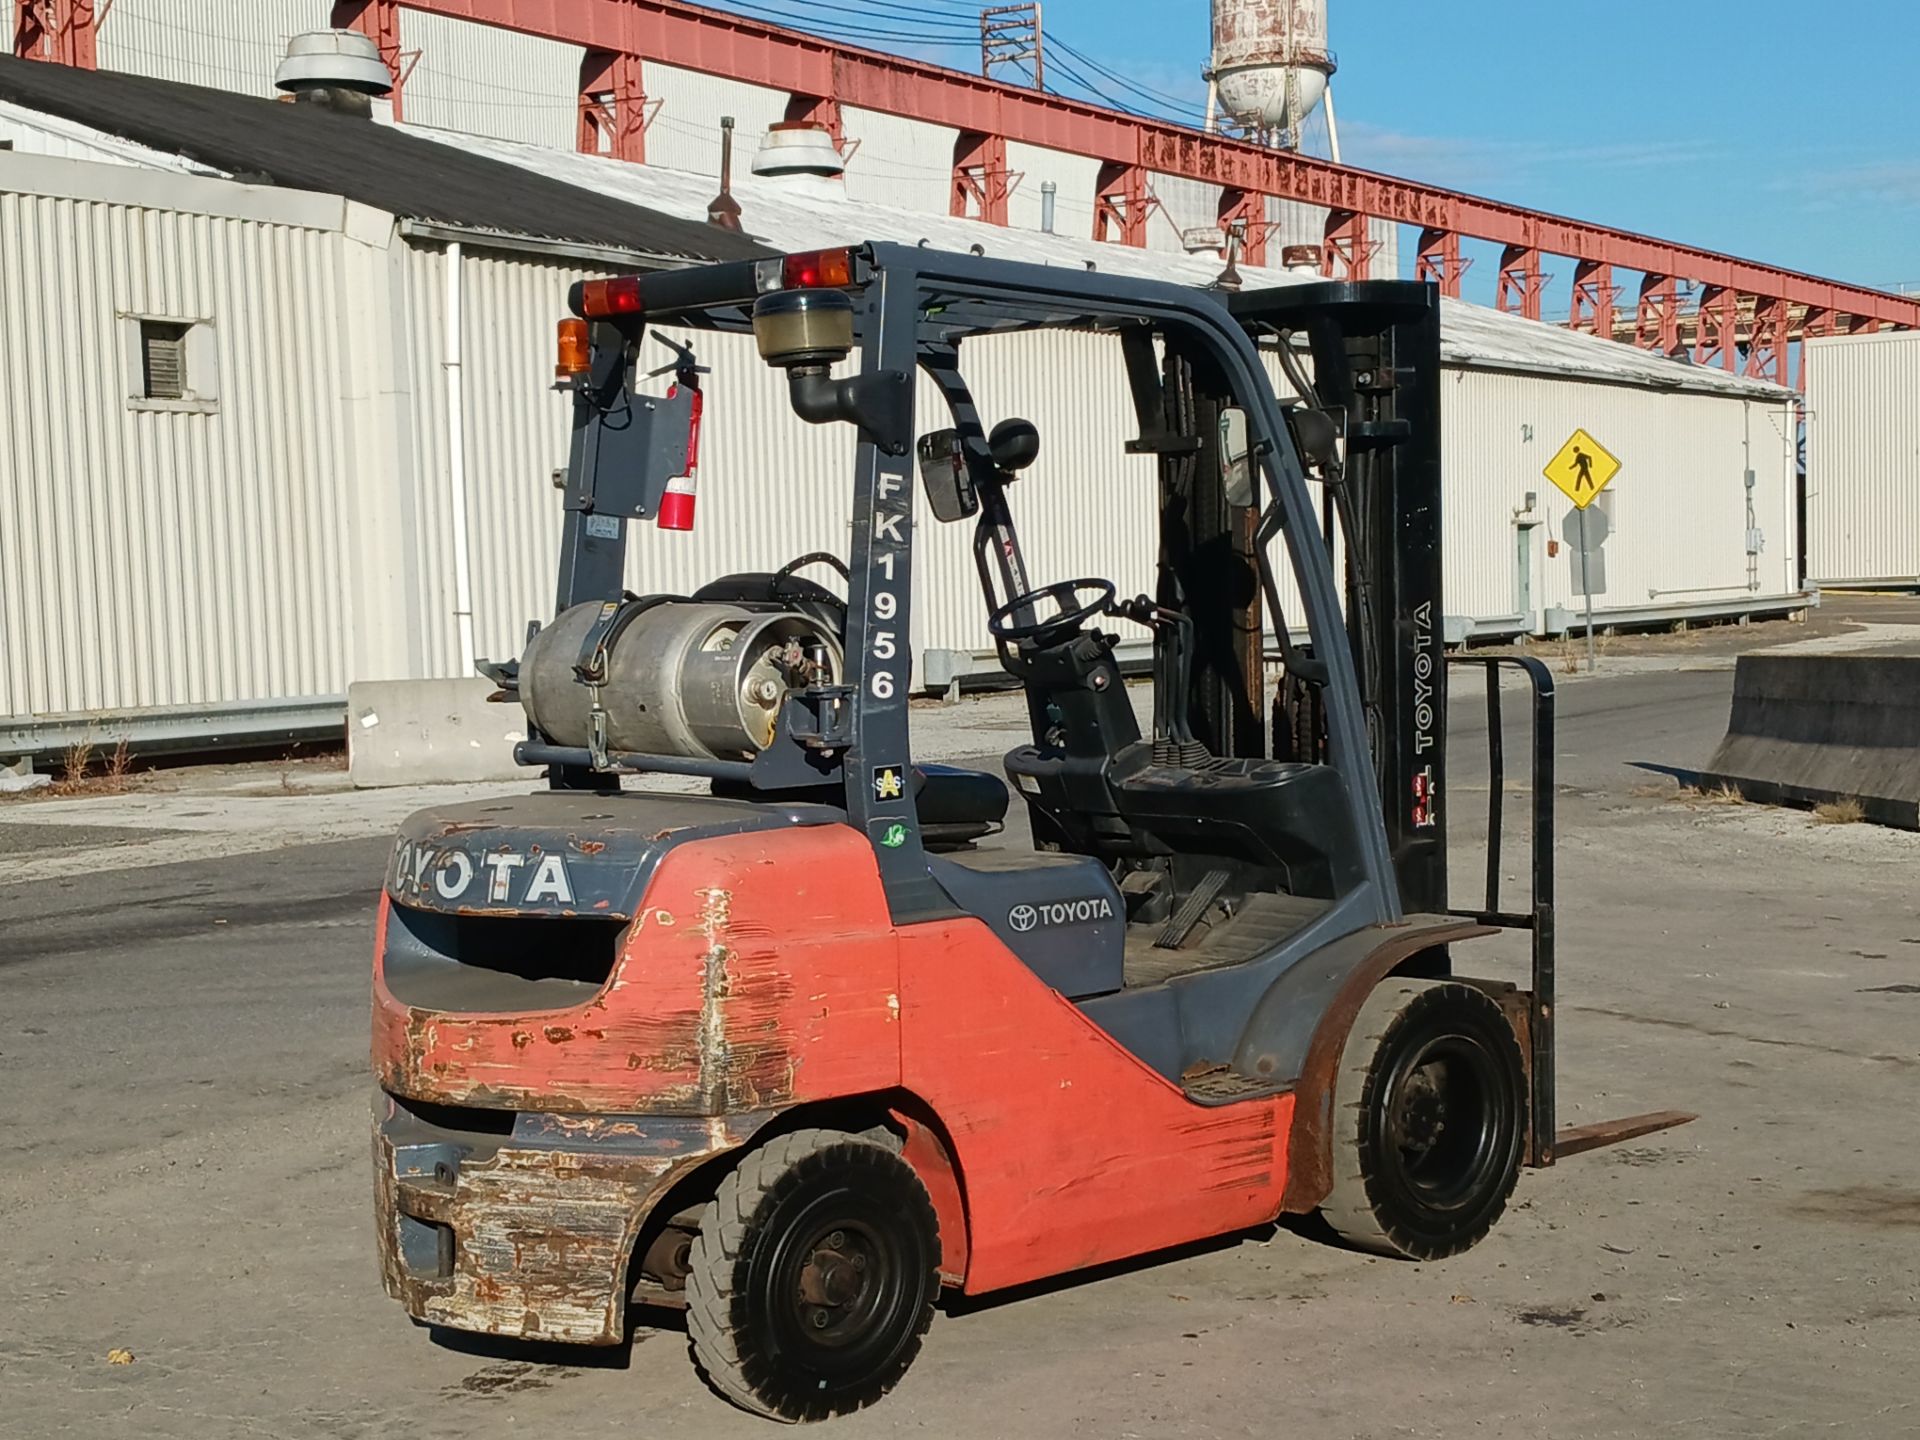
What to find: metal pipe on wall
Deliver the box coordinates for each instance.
[444,240,477,675]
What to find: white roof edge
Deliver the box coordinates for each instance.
[0,98,219,175]
[0,147,356,233]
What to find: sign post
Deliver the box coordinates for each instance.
[1544,428,1622,673]
[1576,508,1596,672]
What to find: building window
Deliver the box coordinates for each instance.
[122,315,218,412]
[140,320,191,400]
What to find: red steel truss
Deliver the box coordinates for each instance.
[21,0,1917,371]
[11,0,98,68]
[578,48,648,162]
[952,131,1014,226]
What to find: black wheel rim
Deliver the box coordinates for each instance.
[753,1187,921,1388]
[1375,1029,1509,1219]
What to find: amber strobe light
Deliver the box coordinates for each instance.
[555,318,590,378]
[576,275,644,318]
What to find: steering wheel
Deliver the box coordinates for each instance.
[987,578,1117,647]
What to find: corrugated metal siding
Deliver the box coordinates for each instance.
[842,108,958,217]
[1438,369,1800,628]
[0,187,352,718]
[402,245,863,669]
[0,160,1806,731]
[1149,172,1219,253]
[1805,332,1920,586]
[644,65,790,177]
[917,329,1161,654]
[97,0,302,96]
[1005,142,1103,237]
[404,10,579,150]
[396,240,459,679]
[396,256,1209,678]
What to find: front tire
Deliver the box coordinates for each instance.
[684,1128,940,1422]
[1319,979,1526,1260]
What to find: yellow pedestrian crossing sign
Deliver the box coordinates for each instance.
[1544,429,1621,509]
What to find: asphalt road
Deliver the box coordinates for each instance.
[6,665,1920,1439]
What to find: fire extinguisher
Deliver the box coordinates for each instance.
[653,337,707,532]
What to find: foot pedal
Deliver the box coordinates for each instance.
[1155,870,1228,951]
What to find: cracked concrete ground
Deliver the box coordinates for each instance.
[3,599,1918,1438]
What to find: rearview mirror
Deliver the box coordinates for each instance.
[1284,404,1341,472]
[1219,408,1254,509]
[916,429,980,522]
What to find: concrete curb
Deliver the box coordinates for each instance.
[1698,654,1920,830]
[346,679,530,788]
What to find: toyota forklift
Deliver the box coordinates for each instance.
[370,242,1688,1422]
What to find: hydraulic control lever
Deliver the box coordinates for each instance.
[1110,595,1208,762]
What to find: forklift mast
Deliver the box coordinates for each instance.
[1215,282,1448,916]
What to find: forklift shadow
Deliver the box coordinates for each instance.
[1628,761,1701,786]
[940,1216,1335,1318]
[424,1316,673,1371]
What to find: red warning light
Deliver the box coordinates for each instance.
[576,276,644,318]
[781,249,853,290]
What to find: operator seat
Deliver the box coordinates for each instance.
[915,764,1010,848]
[1000,602,1367,899]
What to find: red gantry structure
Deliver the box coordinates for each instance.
[18,0,1916,389]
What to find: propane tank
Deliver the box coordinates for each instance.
[520,602,843,762]
[1211,0,1334,135]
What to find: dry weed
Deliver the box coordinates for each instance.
[1679,783,1749,807]
[101,738,133,795]
[51,736,96,795]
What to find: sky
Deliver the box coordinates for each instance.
[698,0,1919,300]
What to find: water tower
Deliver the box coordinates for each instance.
[1207,0,1338,155]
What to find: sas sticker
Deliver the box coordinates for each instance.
[872,765,906,802]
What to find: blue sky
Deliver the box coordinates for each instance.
[703,0,1918,296]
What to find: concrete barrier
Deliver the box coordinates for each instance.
[347,678,530,788]
[1701,653,1920,829]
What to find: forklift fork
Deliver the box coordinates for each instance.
[1445,654,1693,1166]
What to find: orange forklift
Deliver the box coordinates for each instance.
[370,243,1688,1421]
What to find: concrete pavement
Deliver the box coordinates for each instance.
[4,625,1920,1438]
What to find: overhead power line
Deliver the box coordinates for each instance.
[1047,35,1209,120]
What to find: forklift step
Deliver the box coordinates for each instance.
[1155,869,1229,950]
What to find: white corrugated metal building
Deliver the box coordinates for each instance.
[16,0,1407,268]
[1804,331,1920,589]
[418,129,1807,659]
[0,42,1806,750]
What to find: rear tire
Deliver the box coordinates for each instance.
[684,1129,940,1422]
[1319,979,1525,1260]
